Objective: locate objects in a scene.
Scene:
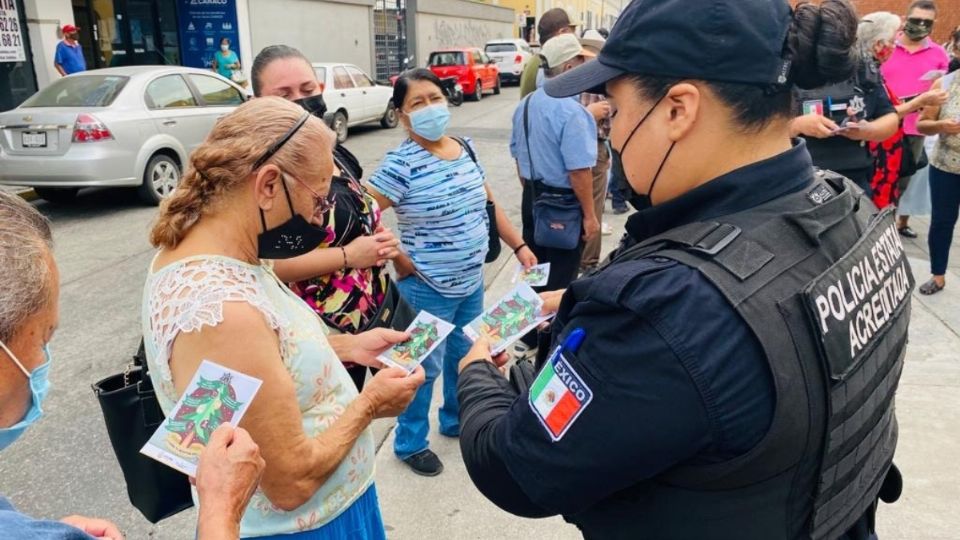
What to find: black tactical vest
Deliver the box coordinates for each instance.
[571,172,910,540]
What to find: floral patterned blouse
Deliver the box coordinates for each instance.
[293,145,388,334]
[142,255,375,537]
[932,72,960,175]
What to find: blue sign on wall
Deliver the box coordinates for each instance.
[176,0,240,70]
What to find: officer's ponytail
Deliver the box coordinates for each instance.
[786,0,859,90]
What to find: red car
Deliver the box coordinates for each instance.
[427,48,501,102]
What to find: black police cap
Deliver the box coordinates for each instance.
[545,0,794,97]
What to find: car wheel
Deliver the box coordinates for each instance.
[494,75,501,95]
[380,102,399,129]
[333,111,349,143]
[138,154,181,205]
[472,81,483,102]
[34,187,79,204]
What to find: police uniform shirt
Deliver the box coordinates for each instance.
[796,59,895,174]
[458,142,876,539]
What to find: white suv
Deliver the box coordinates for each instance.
[484,39,535,85]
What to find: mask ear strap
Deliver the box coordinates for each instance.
[647,141,676,203]
[279,174,297,215]
[259,174,297,232]
[620,92,668,153]
[0,339,31,378]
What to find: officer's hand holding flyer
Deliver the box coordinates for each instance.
[464,283,553,355]
[140,360,262,477]
[377,311,455,374]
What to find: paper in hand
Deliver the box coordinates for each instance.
[140,360,262,477]
[377,311,455,374]
[464,283,550,355]
[512,262,551,287]
[920,69,946,81]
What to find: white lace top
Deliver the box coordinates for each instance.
[141,255,375,537]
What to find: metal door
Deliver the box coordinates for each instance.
[373,0,407,82]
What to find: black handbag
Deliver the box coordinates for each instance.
[899,135,929,178]
[362,277,417,332]
[453,136,502,263]
[92,341,194,523]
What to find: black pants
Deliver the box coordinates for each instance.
[520,180,583,347]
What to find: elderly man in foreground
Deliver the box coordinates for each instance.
[0,191,264,540]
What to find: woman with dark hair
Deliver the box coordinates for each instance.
[456,1,909,538]
[212,37,241,81]
[948,27,960,73]
[251,45,408,391]
[366,68,535,477]
[790,11,901,196]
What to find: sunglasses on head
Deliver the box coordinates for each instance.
[907,17,935,28]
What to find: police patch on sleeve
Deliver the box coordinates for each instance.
[803,207,914,380]
[528,351,593,442]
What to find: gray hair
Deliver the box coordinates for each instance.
[858,12,902,58]
[0,192,53,342]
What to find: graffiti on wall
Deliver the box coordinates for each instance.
[434,19,494,48]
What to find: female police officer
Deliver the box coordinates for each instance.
[790,11,901,197]
[455,1,910,539]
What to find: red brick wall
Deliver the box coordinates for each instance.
[790,0,960,45]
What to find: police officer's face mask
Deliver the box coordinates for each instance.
[610,92,675,211]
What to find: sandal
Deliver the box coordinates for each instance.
[919,278,945,295]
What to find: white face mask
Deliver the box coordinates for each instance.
[221,44,229,52]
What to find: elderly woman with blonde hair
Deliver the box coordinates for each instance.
[142,96,424,539]
[0,191,264,540]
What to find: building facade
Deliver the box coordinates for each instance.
[1,0,515,111]
[480,0,621,42]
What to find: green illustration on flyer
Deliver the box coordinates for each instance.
[479,293,540,342]
[390,320,441,365]
[164,372,243,458]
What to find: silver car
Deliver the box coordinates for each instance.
[0,66,247,204]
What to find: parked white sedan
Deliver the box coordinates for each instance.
[0,66,246,204]
[484,39,535,85]
[312,62,397,143]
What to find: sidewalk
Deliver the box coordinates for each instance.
[372,210,960,539]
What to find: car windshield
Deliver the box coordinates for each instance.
[20,75,128,108]
[485,43,517,53]
[429,52,465,66]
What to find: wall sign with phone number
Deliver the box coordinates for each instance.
[0,0,26,63]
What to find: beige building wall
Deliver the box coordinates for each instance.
[22,0,73,90]
[415,0,514,64]
[247,0,376,75]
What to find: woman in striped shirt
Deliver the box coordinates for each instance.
[368,68,535,477]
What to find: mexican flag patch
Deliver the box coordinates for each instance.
[528,354,593,442]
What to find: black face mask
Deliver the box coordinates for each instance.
[257,175,328,259]
[293,94,328,119]
[610,93,676,211]
[903,20,933,42]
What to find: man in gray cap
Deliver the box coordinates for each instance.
[519,8,577,98]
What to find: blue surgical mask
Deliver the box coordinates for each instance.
[0,340,52,451]
[408,104,451,141]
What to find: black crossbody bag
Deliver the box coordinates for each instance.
[521,96,582,250]
[453,136,502,263]
[91,340,194,523]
